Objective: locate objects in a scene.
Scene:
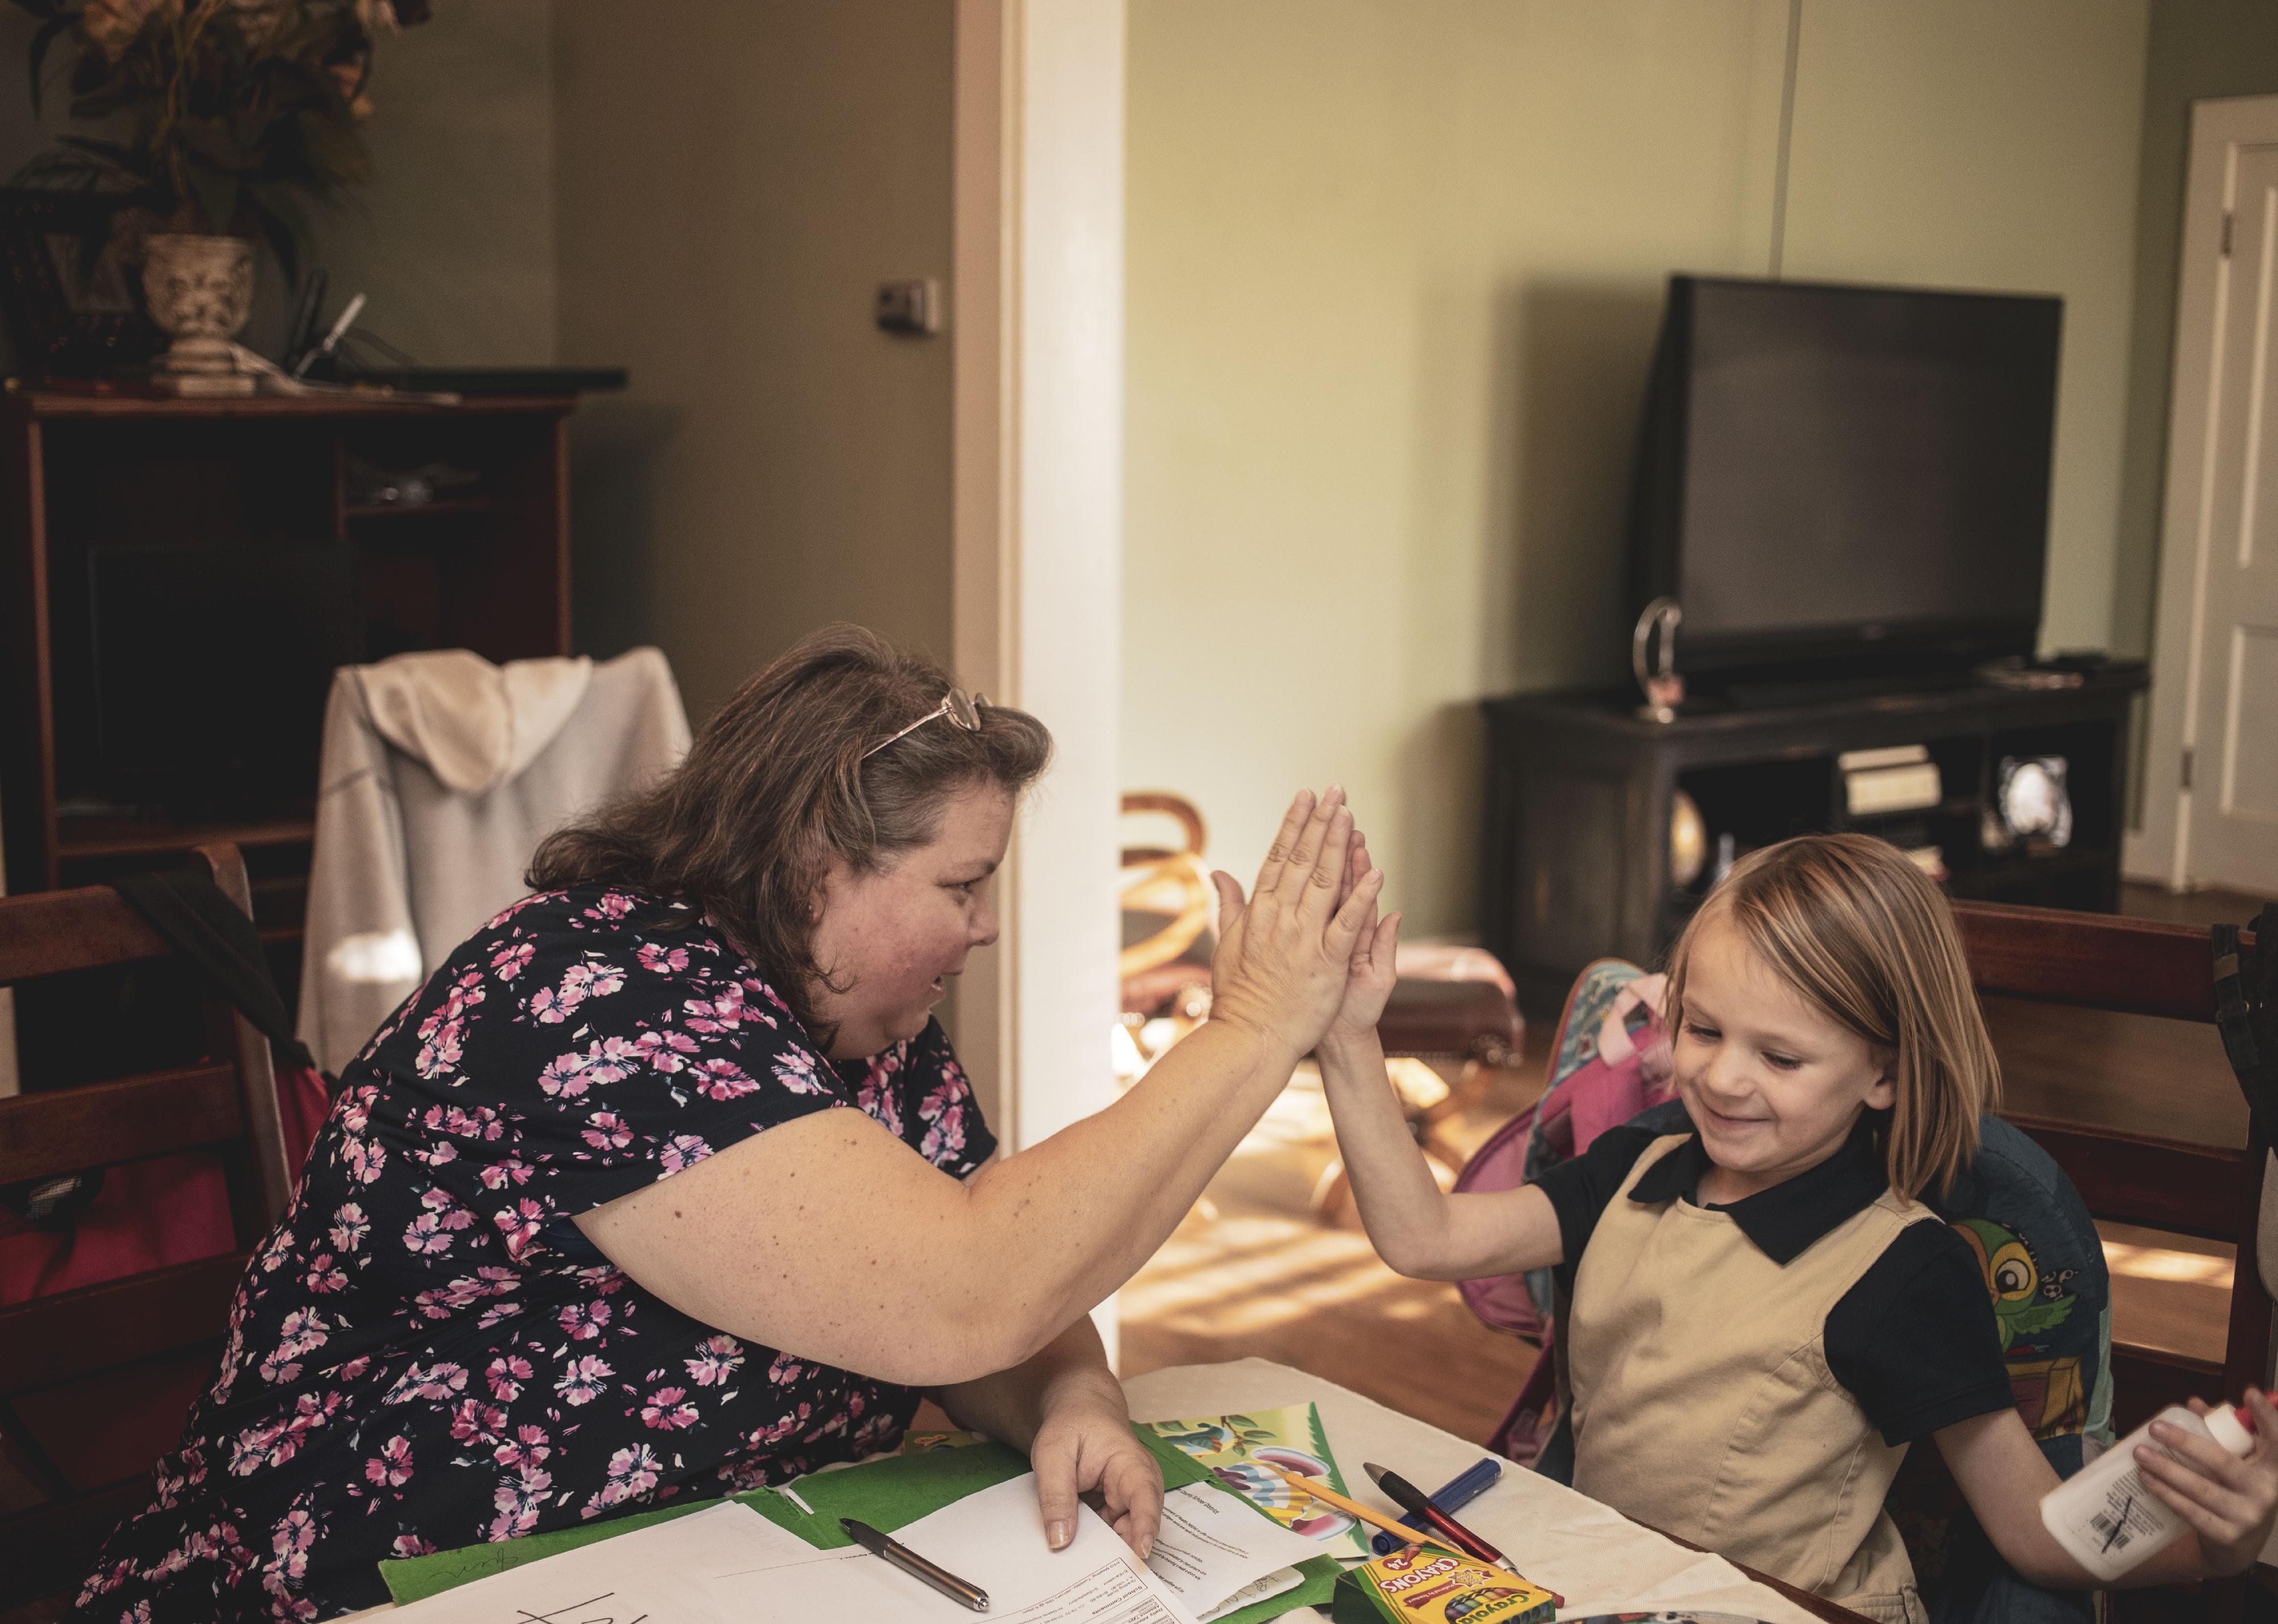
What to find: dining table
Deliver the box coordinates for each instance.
[349,1354,1873,1623]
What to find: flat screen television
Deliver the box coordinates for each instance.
[1625,274,2062,683]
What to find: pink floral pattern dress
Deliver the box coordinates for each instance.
[74,886,993,1623]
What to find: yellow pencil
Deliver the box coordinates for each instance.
[1260,1463,1431,1546]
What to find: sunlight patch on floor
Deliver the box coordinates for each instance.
[2102,1240,2233,1288]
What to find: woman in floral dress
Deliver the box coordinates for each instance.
[75,626,1389,1622]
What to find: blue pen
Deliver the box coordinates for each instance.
[1370,1458,1503,1554]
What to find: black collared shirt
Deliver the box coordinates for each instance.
[1536,1115,2015,1445]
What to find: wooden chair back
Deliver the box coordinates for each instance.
[0,843,288,1615]
[1120,792,1214,988]
[1953,900,2267,1425]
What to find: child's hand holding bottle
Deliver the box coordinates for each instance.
[2139,1390,2278,1577]
[2040,1389,2278,1581]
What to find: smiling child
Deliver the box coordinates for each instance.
[1316,833,2278,1622]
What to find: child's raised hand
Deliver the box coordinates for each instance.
[2140,1389,2278,1576]
[1321,831,1401,1052]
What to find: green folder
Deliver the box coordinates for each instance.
[380,1423,1340,1623]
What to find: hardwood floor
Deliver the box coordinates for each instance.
[1119,881,2268,1443]
[2117,879,2271,930]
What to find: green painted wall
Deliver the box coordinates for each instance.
[1124,0,2153,938]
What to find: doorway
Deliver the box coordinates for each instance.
[2142,93,2278,897]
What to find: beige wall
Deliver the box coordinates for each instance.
[0,3,555,371]
[553,0,957,723]
[1124,0,2151,939]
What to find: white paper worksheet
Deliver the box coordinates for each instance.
[389,1470,1317,1624]
[706,1474,1203,1624]
[1144,1482,1322,1620]
[392,1501,808,1623]
[1196,1569,1306,1623]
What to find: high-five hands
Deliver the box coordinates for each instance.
[1207,788,1385,1059]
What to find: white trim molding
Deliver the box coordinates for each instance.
[952,0,1020,1141]
[952,0,1126,1345]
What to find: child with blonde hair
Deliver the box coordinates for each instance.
[1315,832,2278,1621]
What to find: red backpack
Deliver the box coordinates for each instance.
[0,868,333,1304]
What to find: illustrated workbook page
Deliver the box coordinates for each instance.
[1144,1403,1374,1557]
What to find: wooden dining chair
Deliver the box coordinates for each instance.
[1952,899,2265,1618]
[0,843,290,1622]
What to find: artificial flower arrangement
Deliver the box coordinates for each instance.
[10,0,431,281]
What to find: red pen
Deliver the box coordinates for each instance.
[1363,1461,1509,1570]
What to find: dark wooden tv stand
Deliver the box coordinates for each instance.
[1478,666,2149,1009]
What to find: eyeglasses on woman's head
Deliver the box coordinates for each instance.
[860,687,989,761]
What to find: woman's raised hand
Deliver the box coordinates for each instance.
[1208,788,1384,1058]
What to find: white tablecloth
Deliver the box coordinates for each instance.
[353,1356,1831,1623]
[1124,1357,1828,1624]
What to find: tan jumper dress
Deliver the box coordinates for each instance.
[1567,1133,1941,1624]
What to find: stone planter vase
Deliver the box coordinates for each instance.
[140,233,255,395]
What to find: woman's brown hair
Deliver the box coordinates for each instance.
[528,625,1052,1041]
[1661,833,2000,1199]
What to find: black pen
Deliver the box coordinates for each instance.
[842,1517,991,1611]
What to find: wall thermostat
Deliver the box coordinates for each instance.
[875,279,942,336]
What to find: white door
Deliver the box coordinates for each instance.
[2145,95,2278,896]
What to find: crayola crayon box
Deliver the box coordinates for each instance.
[1330,1543,1558,1624]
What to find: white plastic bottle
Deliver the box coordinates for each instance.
[2040,1403,2256,1582]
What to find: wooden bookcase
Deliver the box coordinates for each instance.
[0,389,577,1002]
[1479,669,2150,1010]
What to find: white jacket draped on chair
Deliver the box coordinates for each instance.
[298,647,691,1075]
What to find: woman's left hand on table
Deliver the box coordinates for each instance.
[1030,1387,1164,1558]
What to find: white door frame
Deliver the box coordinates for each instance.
[951,0,1125,1344]
[2136,93,2278,891]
